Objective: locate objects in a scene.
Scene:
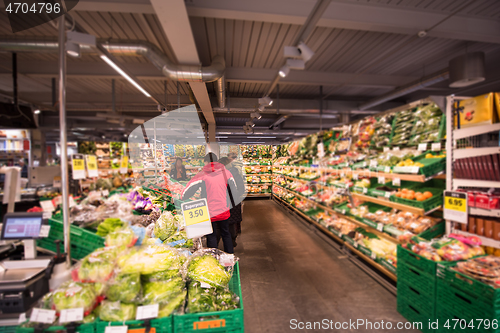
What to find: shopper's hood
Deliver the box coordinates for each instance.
[203,162,226,173]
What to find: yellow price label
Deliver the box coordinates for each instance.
[72,159,85,171]
[184,206,210,226]
[120,156,129,168]
[87,156,97,170]
[444,196,466,212]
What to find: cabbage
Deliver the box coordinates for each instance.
[117,245,182,275]
[141,269,181,283]
[96,218,125,237]
[158,291,186,318]
[165,230,194,249]
[187,255,231,287]
[78,247,118,282]
[154,212,179,241]
[106,273,141,303]
[52,282,96,313]
[142,277,186,317]
[99,301,136,322]
[106,227,135,247]
[186,281,238,313]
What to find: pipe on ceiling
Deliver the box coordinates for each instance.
[358,68,450,110]
[0,37,226,107]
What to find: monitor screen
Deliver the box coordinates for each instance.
[1,213,43,240]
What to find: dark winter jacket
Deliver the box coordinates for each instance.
[226,165,244,224]
[170,165,188,181]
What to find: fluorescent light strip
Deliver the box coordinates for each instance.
[247,136,276,139]
[100,55,151,98]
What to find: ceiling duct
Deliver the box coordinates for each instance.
[0,37,226,106]
[449,52,485,88]
[358,68,449,111]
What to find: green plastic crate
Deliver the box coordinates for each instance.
[36,217,105,260]
[173,263,243,333]
[1,326,16,333]
[95,316,172,333]
[418,222,445,240]
[16,322,94,333]
[397,263,436,307]
[413,153,446,178]
[390,187,443,212]
[397,296,434,333]
[379,259,397,275]
[397,245,440,276]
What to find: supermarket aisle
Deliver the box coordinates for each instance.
[236,199,419,333]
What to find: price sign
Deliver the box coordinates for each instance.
[317,142,325,158]
[431,142,441,151]
[53,176,61,188]
[120,156,129,174]
[377,223,384,232]
[86,155,98,178]
[371,253,377,260]
[418,143,428,152]
[136,304,159,320]
[69,196,76,207]
[443,191,468,224]
[39,225,51,238]
[30,308,56,324]
[370,160,378,167]
[384,192,391,198]
[384,166,391,173]
[392,178,401,187]
[18,313,26,324]
[72,154,86,180]
[353,173,359,180]
[378,176,385,184]
[181,199,212,239]
[104,326,128,333]
[40,200,55,212]
[59,308,84,323]
[383,147,390,153]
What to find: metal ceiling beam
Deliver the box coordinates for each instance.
[0,62,419,88]
[184,0,500,44]
[149,0,216,143]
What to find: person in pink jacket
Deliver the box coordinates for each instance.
[182,153,238,253]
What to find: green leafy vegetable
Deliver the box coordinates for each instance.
[78,247,118,282]
[117,245,183,274]
[106,273,141,303]
[96,218,125,237]
[186,281,238,313]
[53,282,96,313]
[154,212,179,241]
[99,301,136,322]
[106,227,135,247]
[187,255,231,287]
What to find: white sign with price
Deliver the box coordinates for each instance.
[105,326,128,333]
[181,199,212,239]
[38,225,51,238]
[392,178,401,186]
[30,308,56,324]
[317,142,325,158]
[136,304,159,320]
[418,143,428,152]
[59,308,84,323]
[431,142,441,151]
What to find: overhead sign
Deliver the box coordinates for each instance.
[86,155,98,178]
[444,191,468,224]
[72,154,86,179]
[181,199,212,239]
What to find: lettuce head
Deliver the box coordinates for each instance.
[187,255,231,287]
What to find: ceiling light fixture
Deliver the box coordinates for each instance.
[250,111,262,120]
[33,109,41,114]
[258,96,273,106]
[285,58,306,70]
[246,120,255,128]
[297,42,315,62]
[100,55,151,98]
[279,65,290,78]
[258,105,265,112]
[66,42,81,57]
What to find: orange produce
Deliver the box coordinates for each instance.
[408,190,415,196]
[415,192,422,197]
[423,191,433,199]
[401,188,408,194]
[395,192,402,198]
[406,193,415,200]
[416,194,425,201]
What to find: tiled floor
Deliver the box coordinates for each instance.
[235,199,420,333]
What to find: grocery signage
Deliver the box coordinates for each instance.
[71,154,86,180]
[181,199,212,239]
[443,191,468,224]
[120,156,129,174]
[86,155,98,178]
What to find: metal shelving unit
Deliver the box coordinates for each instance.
[445,94,500,247]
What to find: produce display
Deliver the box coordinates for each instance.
[454,256,500,288]
[399,235,485,261]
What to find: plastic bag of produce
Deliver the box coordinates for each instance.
[53,281,98,315]
[105,227,138,247]
[96,217,126,237]
[153,211,180,241]
[106,273,141,303]
[117,244,184,275]
[186,281,239,313]
[76,247,120,282]
[99,301,137,322]
[165,229,194,249]
[142,276,187,317]
[184,249,238,288]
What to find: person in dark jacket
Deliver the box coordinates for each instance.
[181,153,238,253]
[170,157,188,181]
[219,157,244,247]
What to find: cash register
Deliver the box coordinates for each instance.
[0,212,65,315]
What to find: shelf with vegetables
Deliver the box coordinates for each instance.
[445,93,500,250]
[243,152,273,197]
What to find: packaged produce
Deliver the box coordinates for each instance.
[186,281,239,313]
[96,218,126,237]
[99,301,137,322]
[53,281,98,315]
[117,244,184,275]
[106,273,141,303]
[77,247,119,282]
[186,249,237,288]
[105,227,138,247]
[142,277,186,317]
[154,211,180,241]
[455,256,500,288]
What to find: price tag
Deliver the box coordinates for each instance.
[353,242,358,248]
[378,176,385,184]
[42,211,52,219]
[393,147,400,152]
[383,147,390,152]
[59,308,84,323]
[120,156,129,174]
[18,313,26,324]
[181,199,212,239]
[353,173,359,180]
[317,142,325,158]
[443,191,468,224]
[30,308,56,324]
[370,160,378,167]
[88,190,102,201]
[384,166,391,173]
[431,142,441,151]
[102,190,109,197]
[377,223,384,232]
[86,155,98,178]
[53,176,61,188]
[418,143,428,151]
[72,154,86,180]
[384,192,391,198]
[340,171,345,177]
[40,200,55,212]
[392,178,401,187]
[69,196,76,207]
[136,304,159,320]
[363,188,368,194]
[371,253,377,260]
[39,225,51,238]
[104,326,128,333]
